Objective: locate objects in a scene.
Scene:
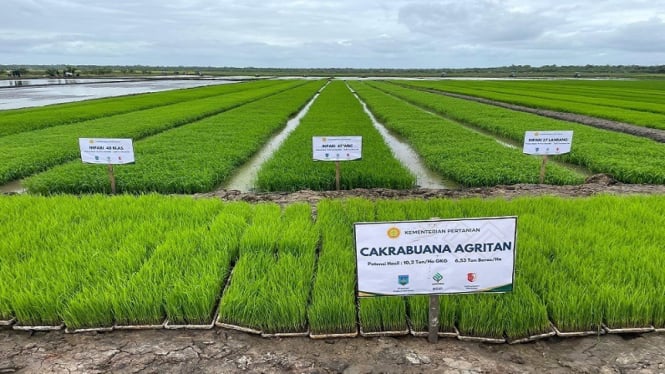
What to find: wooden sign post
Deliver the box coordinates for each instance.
[312,136,362,191]
[523,131,573,183]
[79,138,135,194]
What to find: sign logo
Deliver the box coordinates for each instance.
[432,273,443,283]
[387,227,401,239]
[467,273,477,282]
[398,275,409,286]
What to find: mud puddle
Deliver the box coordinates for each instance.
[0,180,26,194]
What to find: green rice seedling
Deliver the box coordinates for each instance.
[398,79,665,129]
[238,203,284,255]
[368,81,665,184]
[1,80,306,185]
[256,81,416,191]
[24,81,324,194]
[308,198,374,335]
[348,81,584,187]
[358,200,408,333]
[0,79,287,137]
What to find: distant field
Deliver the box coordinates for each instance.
[2,78,665,192]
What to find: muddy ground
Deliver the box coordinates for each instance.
[4,178,665,373]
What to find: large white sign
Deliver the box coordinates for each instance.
[312,136,362,161]
[354,217,516,297]
[79,138,135,164]
[523,131,573,155]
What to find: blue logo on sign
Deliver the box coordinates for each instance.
[398,275,409,286]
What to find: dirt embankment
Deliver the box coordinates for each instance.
[426,89,665,143]
[200,175,665,207]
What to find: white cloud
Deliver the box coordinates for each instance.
[0,0,663,67]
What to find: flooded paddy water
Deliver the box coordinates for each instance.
[0,78,242,110]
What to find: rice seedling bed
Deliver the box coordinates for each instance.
[218,203,318,335]
[0,79,285,137]
[398,80,665,129]
[255,81,416,191]
[369,81,665,184]
[0,80,305,185]
[3,194,665,340]
[24,81,324,194]
[348,82,584,187]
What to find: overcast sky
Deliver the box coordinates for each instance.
[2,0,664,68]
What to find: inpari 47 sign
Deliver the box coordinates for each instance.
[523,131,573,155]
[312,136,362,161]
[354,217,516,297]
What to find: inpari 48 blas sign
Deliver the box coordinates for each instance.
[354,217,516,297]
[79,138,135,164]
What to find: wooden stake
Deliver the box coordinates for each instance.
[428,294,439,343]
[539,155,548,184]
[335,161,341,191]
[108,164,116,194]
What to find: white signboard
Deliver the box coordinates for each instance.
[354,217,516,297]
[523,131,573,155]
[79,138,135,164]
[312,136,362,161]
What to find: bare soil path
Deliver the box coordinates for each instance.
[416,87,665,143]
[2,327,665,373]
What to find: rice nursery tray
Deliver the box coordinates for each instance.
[215,321,262,335]
[113,320,167,330]
[261,330,310,338]
[602,324,655,334]
[0,318,15,327]
[309,330,359,339]
[552,324,606,337]
[507,329,557,344]
[13,323,64,332]
[359,325,409,338]
[65,326,114,334]
[455,327,506,344]
[165,311,218,330]
[654,327,665,333]
[407,318,457,338]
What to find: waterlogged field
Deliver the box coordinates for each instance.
[367,81,665,184]
[2,78,665,191]
[25,81,324,194]
[2,194,665,341]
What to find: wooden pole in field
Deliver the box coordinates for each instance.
[428,295,440,343]
[335,161,341,191]
[108,164,116,194]
[539,155,548,184]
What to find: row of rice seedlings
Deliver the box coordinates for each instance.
[369,81,665,184]
[348,82,584,186]
[0,196,90,321]
[24,81,324,194]
[164,203,252,325]
[399,80,665,128]
[0,79,285,137]
[0,80,305,185]
[3,195,221,326]
[219,203,318,333]
[308,198,374,335]
[62,201,248,329]
[255,81,416,191]
[218,203,285,330]
[358,200,408,333]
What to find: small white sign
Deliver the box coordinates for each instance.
[523,131,573,155]
[354,217,516,297]
[79,138,135,164]
[313,136,362,161]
